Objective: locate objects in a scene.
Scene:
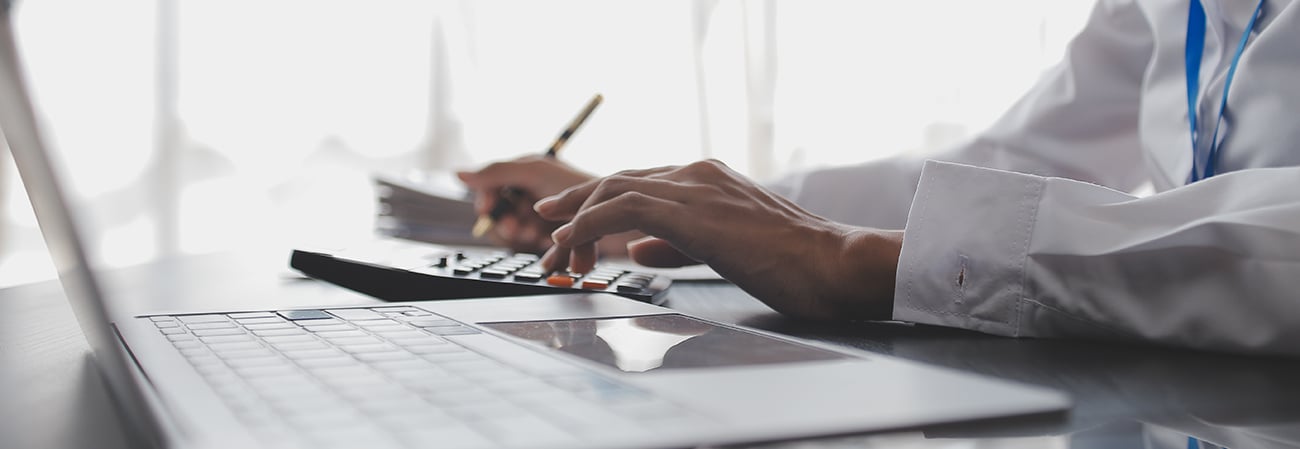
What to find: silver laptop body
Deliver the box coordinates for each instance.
[0,7,1068,449]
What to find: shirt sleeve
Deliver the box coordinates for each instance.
[769,0,1153,230]
[895,161,1300,357]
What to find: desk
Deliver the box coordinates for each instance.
[3,252,1299,449]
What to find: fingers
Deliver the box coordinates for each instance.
[540,242,597,273]
[627,237,699,268]
[539,192,680,273]
[534,169,685,221]
[539,245,570,273]
[556,191,682,248]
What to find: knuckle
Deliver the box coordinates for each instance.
[685,159,726,177]
[613,191,653,217]
[596,175,634,196]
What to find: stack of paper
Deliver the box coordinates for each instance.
[373,173,487,247]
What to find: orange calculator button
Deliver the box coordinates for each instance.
[546,274,575,288]
[580,280,609,290]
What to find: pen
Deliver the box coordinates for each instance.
[472,93,604,238]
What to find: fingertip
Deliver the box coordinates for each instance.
[570,244,597,274]
[551,223,573,245]
[534,196,558,216]
[540,247,565,273]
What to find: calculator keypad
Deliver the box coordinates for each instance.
[439,252,656,296]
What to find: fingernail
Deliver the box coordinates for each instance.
[534,197,557,214]
[455,172,474,182]
[552,223,573,244]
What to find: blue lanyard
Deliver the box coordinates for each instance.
[1185,0,1266,183]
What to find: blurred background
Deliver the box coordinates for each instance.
[0,0,1093,287]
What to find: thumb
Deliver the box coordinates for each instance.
[628,237,699,268]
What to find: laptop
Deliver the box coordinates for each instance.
[0,9,1068,449]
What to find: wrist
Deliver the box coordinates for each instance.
[819,226,903,321]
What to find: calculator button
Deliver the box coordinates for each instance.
[478,269,509,279]
[581,280,609,290]
[546,274,576,288]
[513,273,543,282]
[615,283,644,293]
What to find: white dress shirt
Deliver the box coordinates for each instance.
[771,0,1300,357]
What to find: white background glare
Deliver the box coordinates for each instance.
[0,0,1094,287]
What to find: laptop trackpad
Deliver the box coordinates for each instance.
[482,314,848,373]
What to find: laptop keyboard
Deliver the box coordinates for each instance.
[150,306,701,449]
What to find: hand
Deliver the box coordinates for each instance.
[534,160,902,322]
[457,155,641,256]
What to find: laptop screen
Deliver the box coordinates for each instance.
[0,10,165,447]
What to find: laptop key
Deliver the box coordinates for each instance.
[160,327,187,335]
[227,311,277,319]
[353,319,401,328]
[269,341,329,352]
[316,330,370,340]
[242,322,297,331]
[298,318,347,328]
[354,352,415,363]
[406,318,460,328]
[364,325,413,335]
[252,328,308,337]
[216,348,277,360]
[170,339,202,349]
[338,343,400,354]
[367,359,437,373]
[192,328,246,337]
[302,324,355,333]
[397,343,465,353]
[389,336,451,347]
[207,341,265,353]
[178,314,230,324]
[233,364,299,379]
[278,310,334,321]
[199,334,254,344]
[326,309,387,321]
[425,326,481,336]
[187,321,238,330]
[261,334,317,344]
[372,330,428,341]
[327,336,385,346]
[280,348,342,360]
[235,317,287,325]
[371,306,420,313]
[294,356,361,369]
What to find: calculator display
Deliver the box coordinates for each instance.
[484,314,847,373]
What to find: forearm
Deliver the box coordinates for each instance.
[896,161,1300,357]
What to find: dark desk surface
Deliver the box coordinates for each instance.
[3,252,1299,449]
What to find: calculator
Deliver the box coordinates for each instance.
[290,244,671,304]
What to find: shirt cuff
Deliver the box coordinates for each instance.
[892,160,1046,337]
